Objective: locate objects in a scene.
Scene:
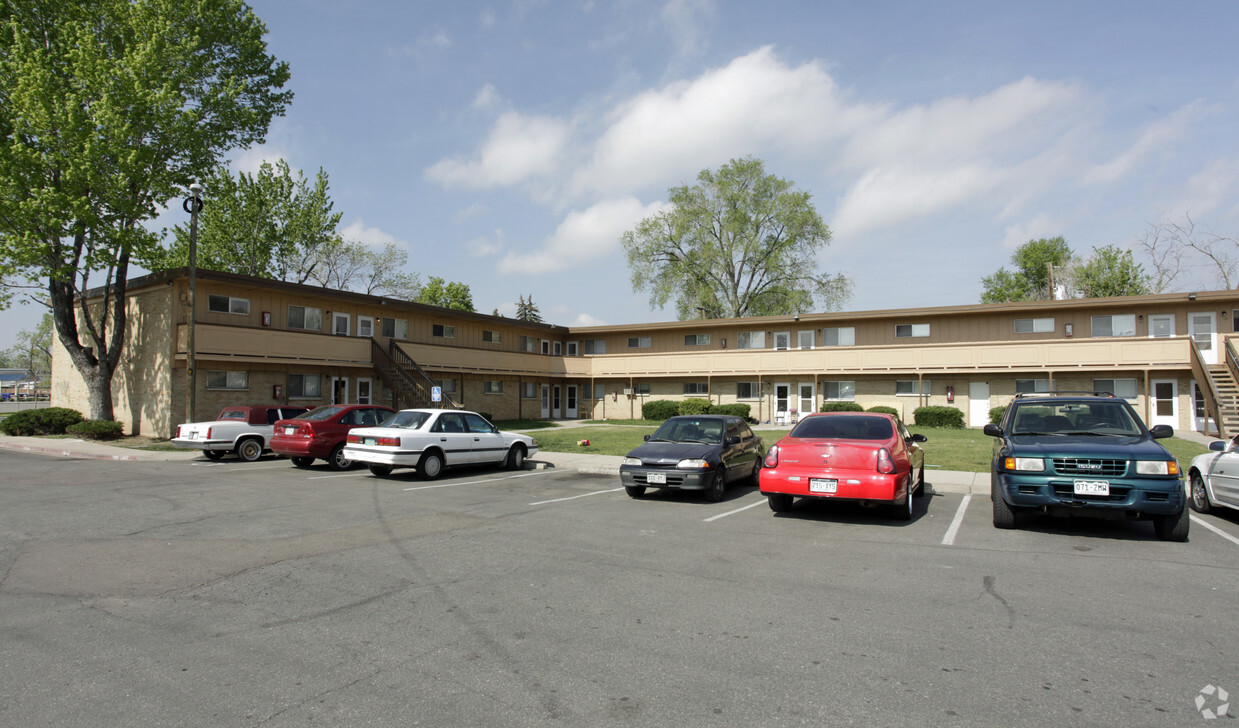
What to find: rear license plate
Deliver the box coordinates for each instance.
[364,437,377,446]
[1074,480,1110,496]
[809,478,838,494]
[647,472,667,484]
[187,432,197,440]
[284,426,297,435]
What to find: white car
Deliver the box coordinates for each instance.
[1187,436,1239,515]
[342,408,538,480]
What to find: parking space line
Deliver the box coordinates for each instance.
[404,470,555,492]
[703,497,766,522]
[530,487,624,505]
[1191,515,1239,547]
[308,472,372,480]
[941,494,971,546]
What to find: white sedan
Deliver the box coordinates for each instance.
[342,408,538,480]
[1187,436,1239,515]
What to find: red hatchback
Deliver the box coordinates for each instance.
[759,412,927,520]
[271,404,395,470]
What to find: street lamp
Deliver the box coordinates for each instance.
[184,182,204,423]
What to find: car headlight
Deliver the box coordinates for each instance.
[1004,456,1045,472]
[677,458,710,469]
[1136,460,1178,475]
[621,457,642,466]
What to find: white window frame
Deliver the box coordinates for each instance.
[583,339,606,355]
[895,323,930,338]
[683,382,708,396]
[208,295,250,315]
[206,370,248,390]
[823,327,855,346]
[519,335,537,353]
[333,312,350,336]
[797,330,815,350]
[483,381,503,394]
[567,341,579,356]
[773,331,791,350]
[553,341,562,356]
[1093,378,1138,400]
[432,323,455,339]
[737,382,761,400]
[1015,378,1051,394]
[627,336,651,349]
[1014,317,1054,334]
[381,318,408,339]
[541,339,551,355]
[896,380,931,396]
[1091,314,1136,338]
[357,315,374,338]
[288,305,323,331]
[822,381,856,400]
[288,373,321,398]
[635,383,651,396]
[684,333,711,346]
[482,330,502,343]
[736,331,765,350]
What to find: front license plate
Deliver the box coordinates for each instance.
[1074,480,1110,496]
[647,472,667,485]
[809,478,838,494]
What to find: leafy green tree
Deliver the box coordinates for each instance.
[307,239,421,299]
[515,295,543,323]
[0,0,291,419]
[622,157,850,319]
[981,237,1075,302]
[1073,245,1152,298]
[416,276,475,311]
[2,313,53,382]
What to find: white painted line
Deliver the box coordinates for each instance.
[941,494,972,546]
[1191,515,1239,547]
[529,487,624,505]
[404,470,554,492]
[309,472,373,480]
[703,498,766,522]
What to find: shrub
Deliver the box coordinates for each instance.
[642,400,679,421]
[66,420,124,440]
[0,407,84,436]
[913,406,965,429]
[989,406,1007,425]
[711,403,751,419]
[820,401,864,412]
[678,398,712,415]
[866,406,900,418]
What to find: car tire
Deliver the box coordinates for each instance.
[506,444,526,471]
[913,464,927,498]
[767,493,793,513]
[703,467,726,502]
[890,479,913,521]
[748,457,762,487]
[625,485,646,498]
[203,450,225,460]
[992,480,1018,529]
[327,443,351,471]
[291,456,314,468]
[418,450,444,481]
[368,464,392,477]
[1189,472,1214,514]
[236,438,263,462]
[1154,507,1190,542]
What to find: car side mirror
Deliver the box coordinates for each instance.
[644,434,651,441]
[726,435,740,445]
[1149,424,1174,439]
[1210,440,1227,452]
[983,423,1004,437]
[910,433,927,443]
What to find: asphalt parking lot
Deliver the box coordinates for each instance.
[1,449,1236,727]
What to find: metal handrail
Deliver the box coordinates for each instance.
[389,340,461,409]
[1189,339,1226,439]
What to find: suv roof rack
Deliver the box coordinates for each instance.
[1013,391,1115,399]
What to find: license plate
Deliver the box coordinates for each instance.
[647,472,667,484]
[364,437,377,446]
[809,478,838,494]
[284,426,297,435]
[1074,480,1110,496]
[187,432,197,440]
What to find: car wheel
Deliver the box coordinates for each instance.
[890,480,913,521]
[291,456,314,468]
[203,450,225,460]
[418,450,444,481]
[368,464,392,477]
[625,485,646,498]
[328,443,352,471]
[1189,472,1214,514]
[992,480,1018,529]
[506,444,526,470]
[703,467,726,502]
[1154,507,1190,542]
[748,457,762,487]
[767,493,793,512]
[236,438,263,462]
[913,464,927,498]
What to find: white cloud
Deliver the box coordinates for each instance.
[499,197,666,274]
[230,145,288,176]
[472,83,501,110]
[1083,102,1201,184]
[570,312,608,326]
[339,219,406,249]
[455,202,487,221]
[1000,214,1065,249]
[465,229,505,258]
[1170,157,1239,219]
[661,0,716,56]
[425,111,570,188]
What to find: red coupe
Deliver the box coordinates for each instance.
[759,412,927,520]
[270,404,395,470]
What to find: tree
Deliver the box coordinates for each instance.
[307,239,421,299]
[159,160,339,283]
[2,313,53,382]
[515,295,543,323]
[621,157,850,319]
[1136,213,1238,291]
[981,237,1075,303]
[415,276,475,311]
[0,0,291,420]
[1072,245,1152,298]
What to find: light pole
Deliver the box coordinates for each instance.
[184,182,204,423]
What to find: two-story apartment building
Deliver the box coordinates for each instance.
[51,268,1239,439]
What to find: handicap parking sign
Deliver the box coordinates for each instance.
[431,386,442,402]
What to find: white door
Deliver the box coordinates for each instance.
[1150,379,1177,430]
[969,382,990,427]
[1190,312,1217,364]
[774,383,791,424]
[331,376,349,405]
[357,315,374,338]
[540,385,550,419]
[552,385,562,419]
[797,382,814,420]
[357,378,372,405]
[566,385,578,419]
[333,312,350,336]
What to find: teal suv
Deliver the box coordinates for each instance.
[983,392,1188,542]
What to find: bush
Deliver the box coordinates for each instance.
[642,400,679,421]
[711,403,751,420]
[0,407,84,436]
[820,401,864,412]
[66,420,124,440]
[678,398,712,415]
[866,406,900,418]
[989,406,1007,425]
[913,406,965,429]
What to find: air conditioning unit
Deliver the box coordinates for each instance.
[623,386,632,395]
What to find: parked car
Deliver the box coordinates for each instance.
[342,408,538,480]
[759,412,926,519]
[619,415,763,501]
[270,404,396,471]
[0,393,10,401]
[1187,435,1239,515]
[172,405,310,461]
[984,391,1187,541]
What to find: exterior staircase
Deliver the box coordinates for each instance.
[1208,364,1239,437]
[371,340,460,411]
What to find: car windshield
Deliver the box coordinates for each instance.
[1010,401,1143,436]
[649,418,724,444]
[297,405,347,421]
[381,411,431,429]
[790,415,893,440]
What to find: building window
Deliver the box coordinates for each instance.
[208,295,249,315]
[797,330,815,349]
[822,381,855,400]
[381,318,408,339]
[583,339,606,355]
[288,305,322,331]
[1091,314,1136,337]
[593,383,605,399]
[432,324,455,339]
[482,330,502,343]
[634,383,651,395]
[773,331,791,350]
[433,378,458,394]
[896,380,930,396]
[627,336,651,349]
[1015,379,1051,394]
[737,382,761,400]
[684,382,708,396]
[289,373,321,398]
[895,323,930,338]
[553,341,562,356]
[1014,317,1054,334]
[567,341,579,356]
[521,382,537,398]
[519,335,537,352]
[483,381,503,394]
[684,333,711,346]
[823,327,855,346]
[1093,378,1138,399]
[736,331,765,349]
[541,340,550,355]
[205,370,248,390]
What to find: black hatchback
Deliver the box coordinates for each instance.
[619,415,764,502]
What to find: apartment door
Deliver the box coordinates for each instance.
[1189,312,1217,364]
[552,385,562,419]
[357,315,374,338]
[774,383,791,424]
[969,382,990,427]
[540,385,550,419]
[331,377,349,404]
[357,378,372,405]
[566,385,579,419]
[1151,379,1177,430]
[797,382,815,420]
[333,312,350,336]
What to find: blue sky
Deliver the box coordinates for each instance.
[4,0,1238,350]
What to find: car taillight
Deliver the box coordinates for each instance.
[764,445,779,468]
[205,427,212,439]
[377,437,401,447]
[877,447,895,474]
[347,434,361,444]
[175,425,182,438]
